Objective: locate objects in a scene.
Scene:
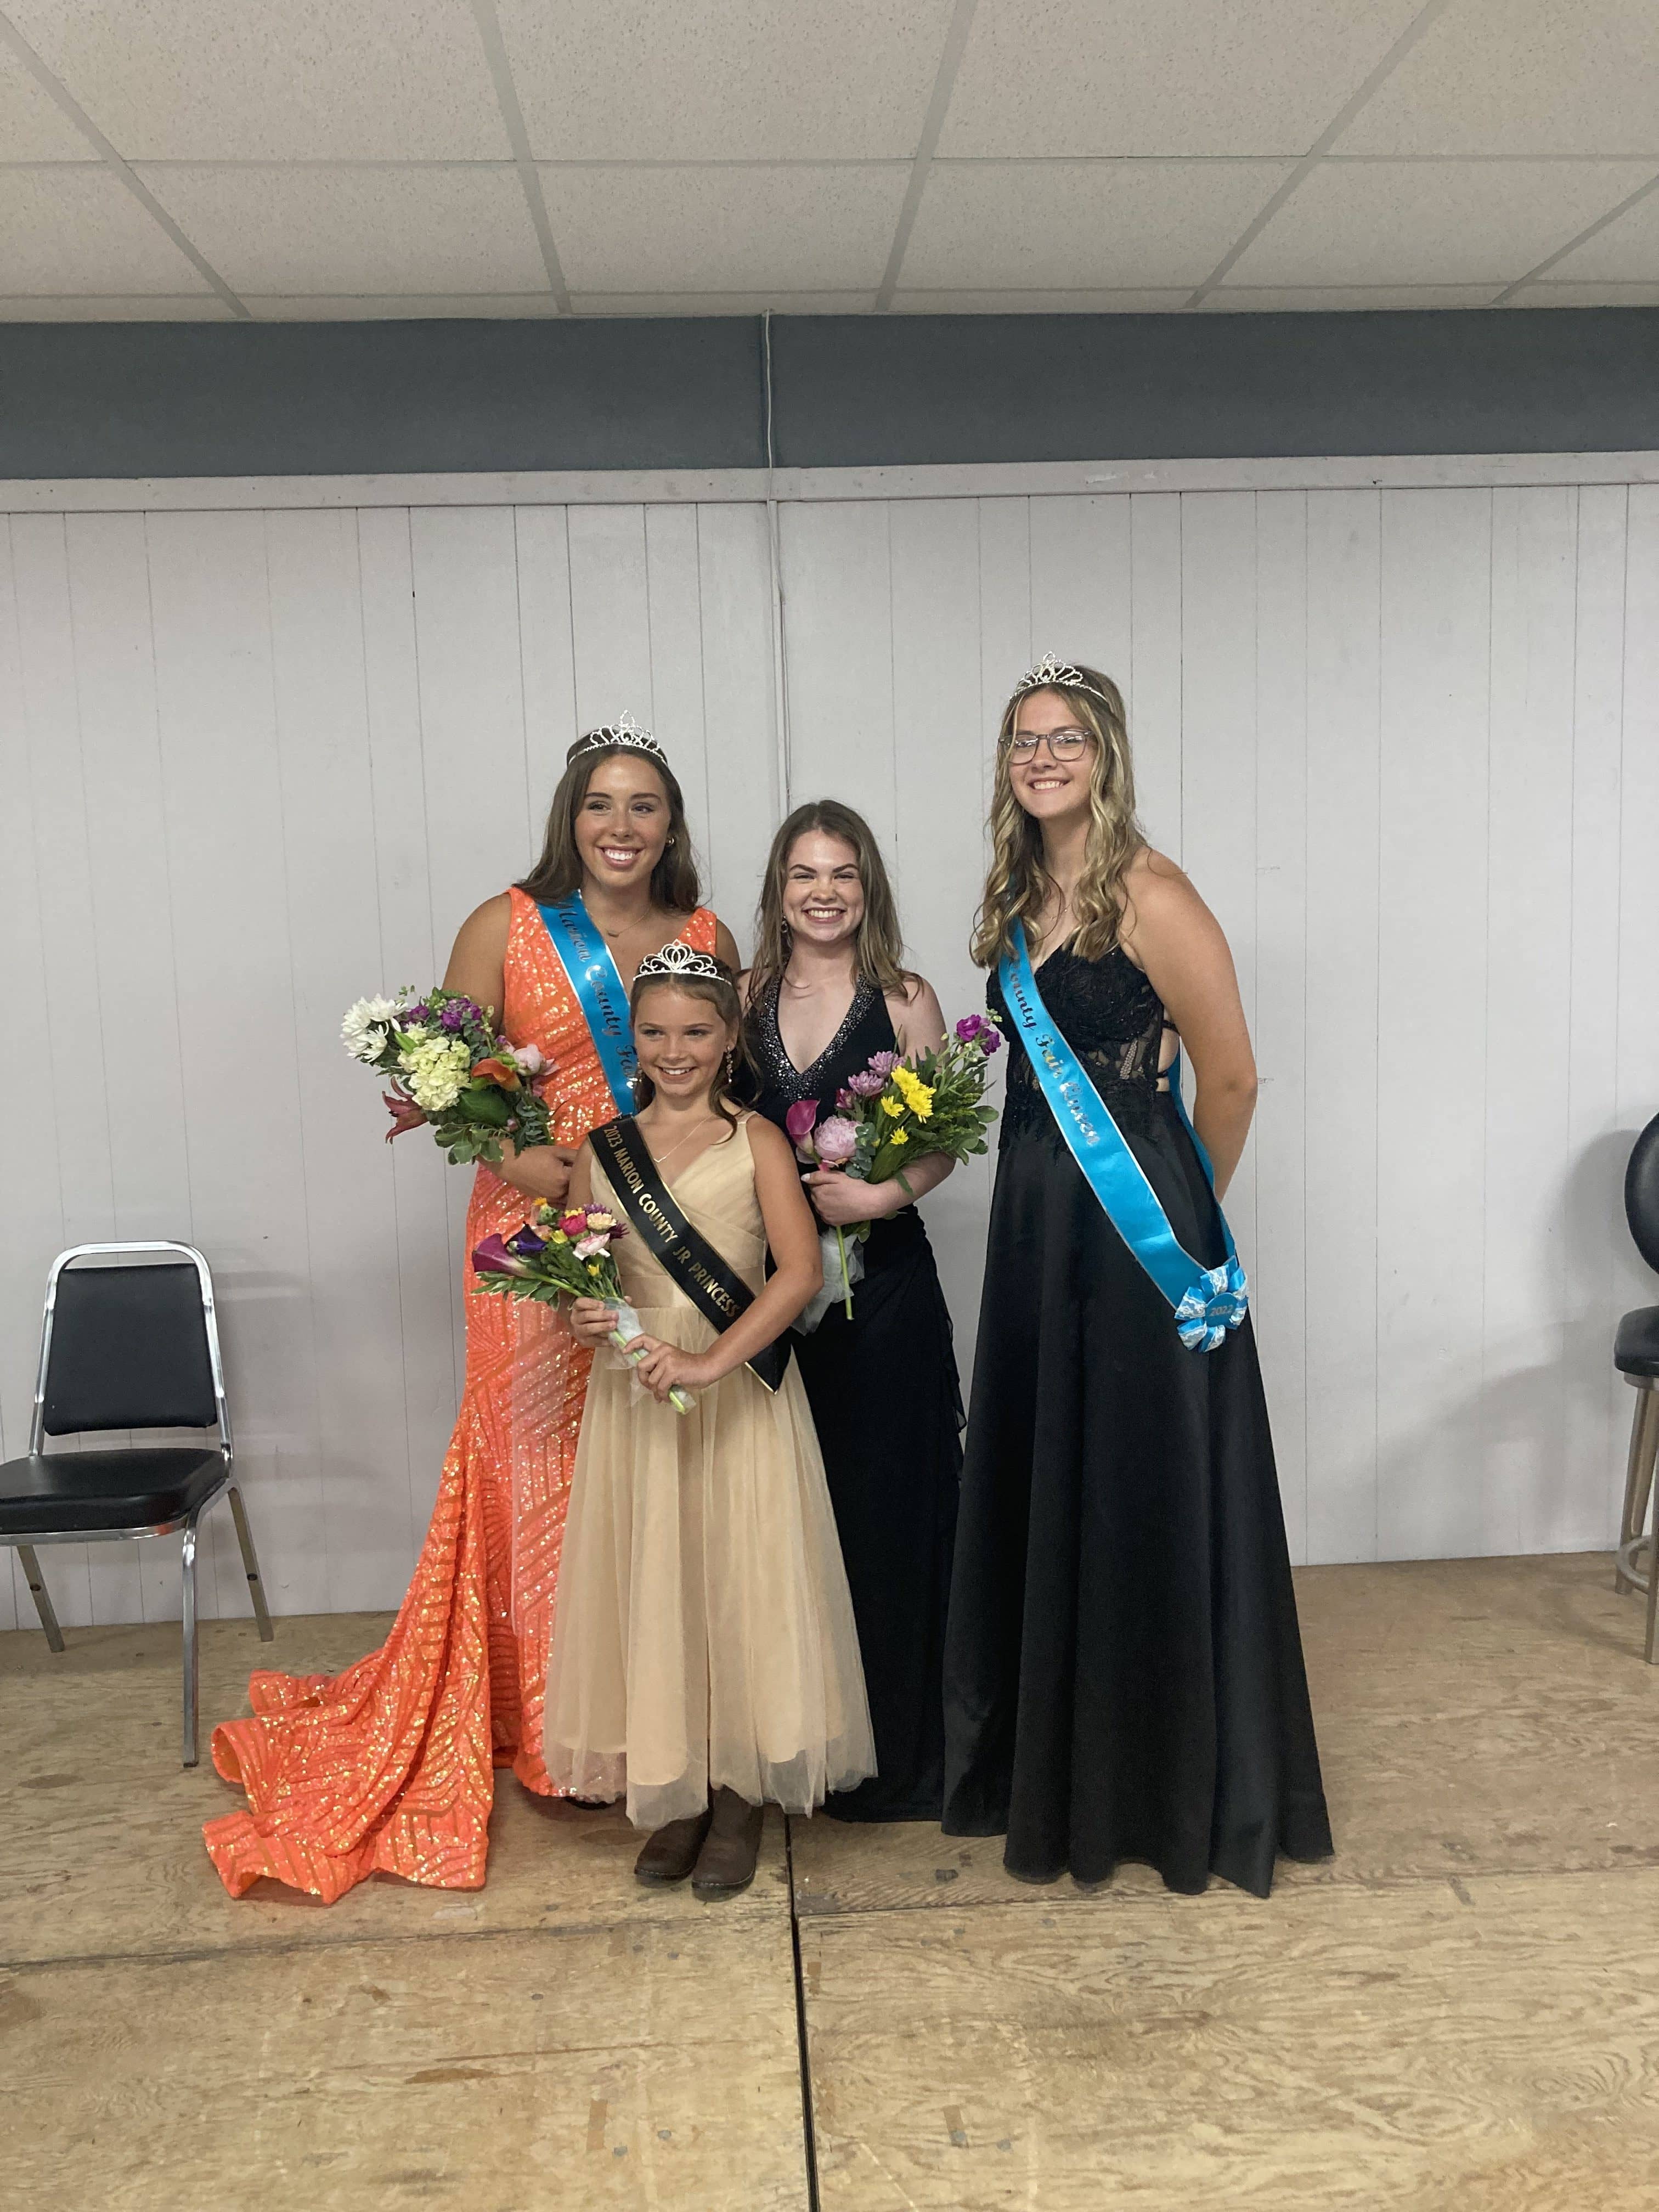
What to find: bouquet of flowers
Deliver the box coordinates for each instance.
[342,988,554,1166]
[787,1012,1002,1322]
[472,1203,692,1415]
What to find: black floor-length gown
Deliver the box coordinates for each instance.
[747,977,962,1820]
[941,943,1332,1895]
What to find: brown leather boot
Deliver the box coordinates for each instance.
[634,1806,713,1885]
[690,1787,765,1899]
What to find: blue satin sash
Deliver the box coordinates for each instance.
[999,924,1248,1352]
[537,894,637,1119]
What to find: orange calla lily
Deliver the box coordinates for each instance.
[471,1057,521,1090]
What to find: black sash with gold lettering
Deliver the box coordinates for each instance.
[594,1116,790,1393]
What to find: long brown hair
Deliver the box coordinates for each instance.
[518,733,702,913]
[970,664,1143,968]
[747,799,914,1009]
[628,963,748,1131]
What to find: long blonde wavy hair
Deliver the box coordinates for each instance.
[970,663,1143,969]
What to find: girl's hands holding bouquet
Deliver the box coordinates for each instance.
[569,1295,623,1348]
[628,1335,720,1406]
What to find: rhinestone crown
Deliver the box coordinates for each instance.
[576,710,669,764]
[1013,652,1109,703]
[635,940,725,985]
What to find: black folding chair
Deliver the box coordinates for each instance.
[0,1242,273,1763]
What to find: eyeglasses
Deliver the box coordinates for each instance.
[1005,727,1093,762]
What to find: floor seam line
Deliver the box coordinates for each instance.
[785,1815,824,2212]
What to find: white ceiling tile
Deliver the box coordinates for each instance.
[1339,0,1659,157]
[891,290,1193,312]
[902,161,1290,289]
[0,167,212,293]
[1202,285,1505,311]
[1503,280,1659,307]
[1539,182,1659,281]
[244,294,565,319]
[3,0,510,159]
[0,293,234,319]
[567,293,877,315]
[540,165,907,292]
[0,46,93,157]
[499,0,954,160]
[938,0,1424,157]
[1229,161,1658,286]
[135,165,549,295]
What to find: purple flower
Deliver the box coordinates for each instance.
[439,1003,466,1031]
[836,1086,855,1110]
[956,1012,1002,1055]
[506,1226,548,1259]
[847,1068,885,1098]
[814,1115,859,1165]
[867,1051,899,1076]
[472,1233,530,1279]
[409,1004,431,1025]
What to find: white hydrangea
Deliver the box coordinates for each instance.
[341,993,404,1065]
[400,1034,472,1113]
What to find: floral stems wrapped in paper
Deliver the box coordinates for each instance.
[472,1203,693,1414]
[342,987,553,1166]
[786,1013,1003,1325]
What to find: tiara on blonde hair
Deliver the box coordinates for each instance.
[635,940,724,985]
[574,710,669,764]
[1012,652,1110,704]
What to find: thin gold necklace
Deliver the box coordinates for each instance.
[648,1113,722,1170]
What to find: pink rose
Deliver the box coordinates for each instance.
[511,1042,546,1076]
[812,1115,859,1165]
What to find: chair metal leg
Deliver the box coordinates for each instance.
[180,1520,199,1768]
[226,1481,274,1641]
[1617,1385,1659,1596]
[16,1546,65,1654]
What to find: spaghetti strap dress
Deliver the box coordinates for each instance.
[542,1116,874,1829]
[202,894,719,1901]
[941,943,1332,1897]
[747,978,962,1820]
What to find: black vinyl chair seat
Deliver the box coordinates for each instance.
[0,1447,228,1536]
[1616,1306,1659,1381]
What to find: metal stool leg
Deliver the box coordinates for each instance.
[16,1546,65,1652]
[226,1481,274,1641]
[1617,1384,1659,1595]
[180,1520,199,1768]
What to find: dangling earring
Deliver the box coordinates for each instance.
[722,1047,735,1088]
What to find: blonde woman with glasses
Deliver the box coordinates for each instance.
[941,658,1331,1898]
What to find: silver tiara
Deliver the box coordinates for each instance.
[1013,652,1108,703]
[576,710,669,764]
[635,940,724,984]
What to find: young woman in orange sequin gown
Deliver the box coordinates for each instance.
[203,727,740,1901]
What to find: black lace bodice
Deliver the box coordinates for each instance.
[989,942,1170,1145]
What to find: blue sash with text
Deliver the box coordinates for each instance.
[999,923,1248,1352]
[537,893,637,1120]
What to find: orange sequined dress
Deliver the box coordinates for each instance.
[202,891,720,1901]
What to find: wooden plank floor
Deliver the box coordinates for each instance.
[4,1552,1658,2208]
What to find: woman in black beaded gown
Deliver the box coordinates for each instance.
[743,800,962,1821]
[942,659,1331,1897]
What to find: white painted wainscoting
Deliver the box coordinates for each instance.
[3,467,1657,1630]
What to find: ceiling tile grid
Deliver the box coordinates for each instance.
[0,0,1656,319]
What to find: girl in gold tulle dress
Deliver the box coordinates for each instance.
[545,949,874,1897]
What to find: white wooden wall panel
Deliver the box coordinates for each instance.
[4,469,1658,1633]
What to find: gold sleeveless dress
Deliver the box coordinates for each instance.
[543,1116,875,1830]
